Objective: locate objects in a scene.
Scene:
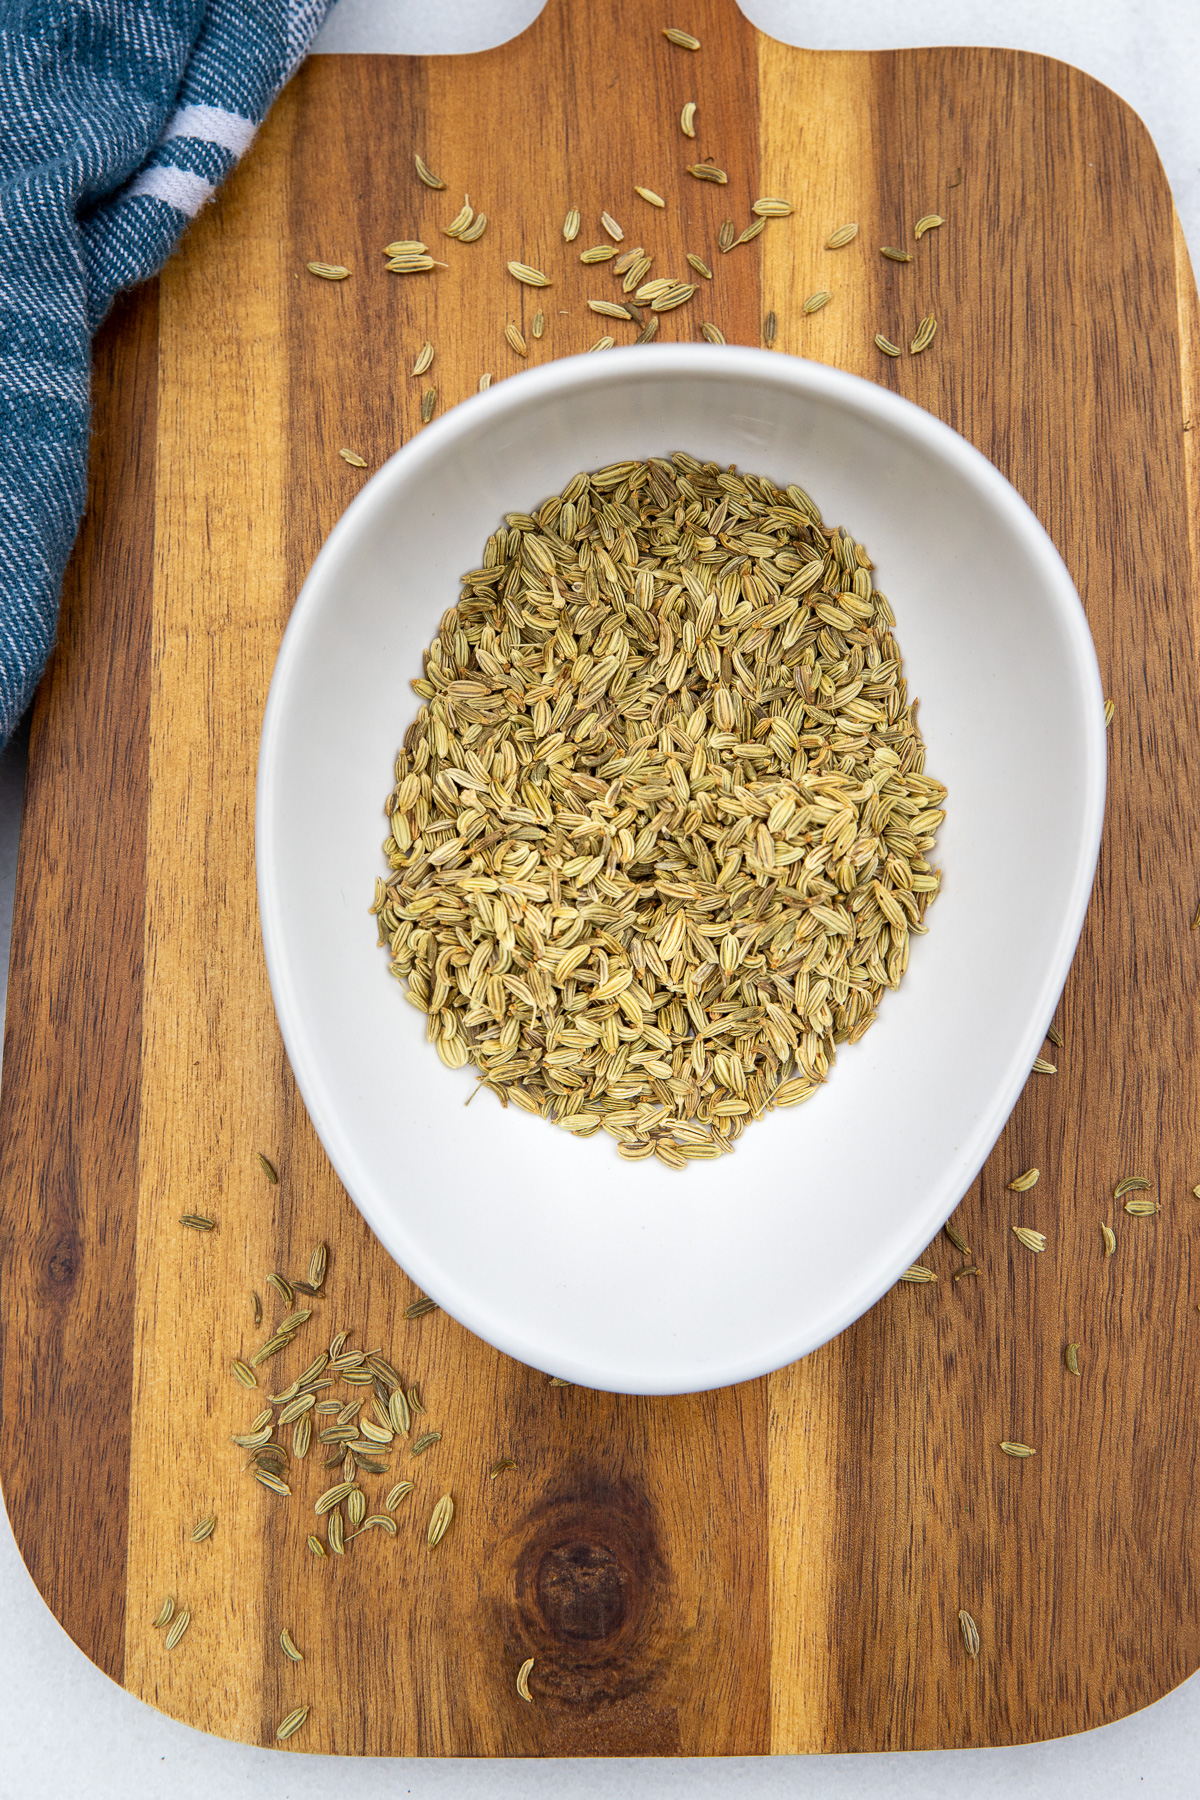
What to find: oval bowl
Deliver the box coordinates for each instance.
[257,344,1105,1395]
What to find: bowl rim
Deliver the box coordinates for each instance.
[257,343,1106,1393]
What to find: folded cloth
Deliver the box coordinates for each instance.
[0,0,331,743]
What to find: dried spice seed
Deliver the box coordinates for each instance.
[339,449,367,469]
[421,388,438,424]
[680,101,697,137]
[952,1264,981,1280]
[999,1441,1035,1458]
[458,213,488,243]
[1101,1223,1117,1257]
[164,1608,191,1651]
[479,373,492,391]
[563,207,581,241]
[636,186,666,208]
[588,299,635,320]
[504,324,528,357]
[180,1214,215,1231]
[327,1511,345,1555]
[153,1596,175,1629]
[688,163,728,184]
[532,311,545,339]
[385,255,446,273]
[1046,1024,1064,1047]
[348,1514,398,1540]
[1103,697,1115,727]
[307,1533,327,1557]
[383,241,428,257]
[257,1152,279,1184]
[663,27,700,49]
[580,244,618,264]
[1065,1343,1080,1375]
[307,262,350,281]
[347,1488,367,1528]
[276,1706,310,1742]
[549,1377,571,1387]
[1124,1198,1160,1216]
[651,283,695,311]
[280,1628,304,1662]
[293,1414,312,1458]
[415,155,445,189]
[910,315,938,354]
[914,214,944,238]
[412,344,434,378]
[589,336,615,352]
[190,1515,216,1543]
[1012,1226,1047,1253]
[958,1609,980,1657]
[753,198,793,217]
[717,219,736,252]
[826,223,858,248]
[490,1457,517,1479]
[385,1481,415,1510]
[601,211,624,241]
[412,1431,443,1456]
[1113,1176,1151,1198]
[278,1392,315,1426]
[405,1296,439,1318]
[1008,1169,1040,1192]
[734,219,766,246]
[803,291,831,314]
[251,1291,262,1326]
[1031,1057,1057,1074]
[315,1481,355,1516]
[443,199,474,238]
[408,1386,425,1414]
[255,1470,291,1497]
[307,1242,328,1290]
[517,1657,535,1702]
[944,1220,971,1257]
[427,1493,455,1547]
[880,246,912,262]
[875,334,902,357]
[700,323,725,344]
[267,1273,294,1308]
[900,1265,937,1283]
[764,311,777,343]
[635,316,660,343]
[508,261,552,287]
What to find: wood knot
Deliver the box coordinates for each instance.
[496,1470,672,1711]
[44,1231,81,1291]
[536,1539,630,1643]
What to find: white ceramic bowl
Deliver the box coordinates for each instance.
[257,345,1104,1395]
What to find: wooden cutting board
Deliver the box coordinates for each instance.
[2,0,1199,1756]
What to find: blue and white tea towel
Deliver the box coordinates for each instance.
[0,1,332,742]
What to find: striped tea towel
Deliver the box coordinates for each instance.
[0,0,332,744]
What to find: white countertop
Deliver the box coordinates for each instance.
[2,2,1198,1792]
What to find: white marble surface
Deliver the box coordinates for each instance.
[2,2,1198,1790]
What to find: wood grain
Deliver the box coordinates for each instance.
[0,285,156,1682]
[1,0,1199,1754]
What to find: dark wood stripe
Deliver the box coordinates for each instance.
[0,284,156,1681]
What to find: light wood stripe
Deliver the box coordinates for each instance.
[123,95,296,1740]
